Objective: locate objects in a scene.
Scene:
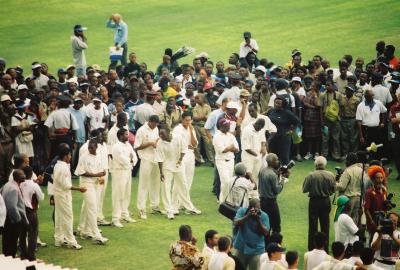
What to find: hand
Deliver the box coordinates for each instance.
[191,236,197,245]
[359,136,365,145]
[160,174,165,182]
[79,187,87,193]
[151,140,158,148]
[35,175,44,185]
[115,45,120,51]
[98,177,105,185]
[379,123,385,128]
[260,147,267,156]
[176,160,182,167]
[98,171,106,177]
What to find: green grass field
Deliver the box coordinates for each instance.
[1,0,400,269]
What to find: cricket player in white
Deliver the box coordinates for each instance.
[156,126,201,219]
[53,147,86,250]
[241,119,266,183]
[111,128,137,227]
[172,111,198,191]
[75,140,108,244]
[134,115,161,220]
[96,129,110,225]
[213,118,239,203]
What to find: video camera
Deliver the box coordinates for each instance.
[335,167,344,182]
[375,211,394,235]
[278,160,295,174]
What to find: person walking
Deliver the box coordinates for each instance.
[106,13,128,70]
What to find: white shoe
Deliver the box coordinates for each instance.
[151,207,162,214]
[167,213,175,220]
[37,237,47,247]
[111,221,124,228]
[54,240,67,247]
[304,152,313,160]
[94,237,109,245]
[122,216,137,223]
[173,210,180,215]
[80,234,93,240]
[186,208,201,215]
[97,219,112,226]
[139,210,147,220]
[67,243,82,250]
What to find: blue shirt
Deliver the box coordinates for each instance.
[106,20,128,46]
[124,99,143,132]
[204,109,224,136]
[68,107,86,143]
[233,207,270,255]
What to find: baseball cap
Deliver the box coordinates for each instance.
[58,68,67,74]
[74,24,87,32]
[226,101,239,110]
[240,89,251,97]
[31,63,41,70]
[203,82,213,91]
[1,95,12,102]
[291,76,302,84]
[243,32,251,39]
[266,243,286,254]
[92,97,102,102]
[74,97,83,103]
[255,65,267,74]
[196,52,209,59]
[291,49,301,58]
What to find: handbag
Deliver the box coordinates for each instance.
[218,177,247,220]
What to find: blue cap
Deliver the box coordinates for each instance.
[74,25,87,32]
[58,68,67,74]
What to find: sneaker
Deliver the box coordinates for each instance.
[37,238,47,247]
[97,219,112,226]
[94,237,108,245]
[122,216,137,223]
[139,210,147,220]
[200,157,205,163]
[304,152,313,160]
[54,240,67,247]
[111,221,124,228]
[173,210,180,216]
[167,212,175,220]
[80,234,93,240]
[295,154,303,162]
[67,243,83,250]
[186,208,201,215]
[151,207,162,214]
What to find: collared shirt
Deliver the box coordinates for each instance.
[68,107,86,143]
[153,100,167,115]
[304,249,330,270]
[173,124,198,154]
[202,244,216,270]
[338,94,360,118]
[159,107,182,130]
[20,179,44,209]
[372,85,392,105]
[313,258,354,270]
[213,131,238,161]
[75,153,105,183]
[258,167,283,199]
[53,160,72,195]
[169,240,204,270]
[233,207,270,256]
[336,163,363,197]
[205,109,225,137]
[356,99,387,127]
[208,252,235,270]
[216,86,241,105]
[0,180,28,224]
[71,35,88,67]
[334,213,359,248]
[260,260,286,270]
[133,103,156,125]
[134,123,159,162]
[111,141,137,170]
[30,73,49,90]
[193,104,211,127]
[106,20,128,46]
[44,108,79,130]
[303,170,336,198]
[239,39,259,58]
[241,124,265,161]
[156,135,185,173]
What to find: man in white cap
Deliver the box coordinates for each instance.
[255,65,267,80]
[30,62,48,90]
[66,65,78,84]
[71,25,88,76]
[86,97,109,132]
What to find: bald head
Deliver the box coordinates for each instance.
[112,13,122,23]
[314,156,327,169]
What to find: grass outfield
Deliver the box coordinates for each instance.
[9,161,396,270]
[1,0,400,72]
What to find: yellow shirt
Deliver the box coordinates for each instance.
[166,87,178,98]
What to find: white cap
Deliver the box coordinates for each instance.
[66,65,76,70]
[92,97,101,102]
[67,78,78,84]
[196,52,209,59]
[17,84,28,91]
[255,65,267,74]
[31,63,41,69]
[1,95,12,102]
[291,76,302,84]
[226,101,239,110]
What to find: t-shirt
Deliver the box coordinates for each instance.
[334,214,359,247]
[86,105,109,131]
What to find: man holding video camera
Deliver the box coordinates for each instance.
[370,212,400,269]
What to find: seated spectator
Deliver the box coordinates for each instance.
[360,248,384,270]
[260,243,286,270]
[286,251,299,270]
[344,241,363,265]
[304,232,330,270]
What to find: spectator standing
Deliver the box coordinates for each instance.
[71,25,88,76]
[107,13,128,70]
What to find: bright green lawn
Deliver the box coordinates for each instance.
[1,0,400,72]
[29,161,400,270]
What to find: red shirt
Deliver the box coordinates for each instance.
[364,186,387,213]
[389,57,399,70]
[390,102,400,135]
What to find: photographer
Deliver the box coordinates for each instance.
[370,212,400,268]
[259,153,286,234]
[303,156,336,251]
[336,153,363,224]
[233,198,270,270]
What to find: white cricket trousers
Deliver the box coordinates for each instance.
[54,192,78,245]
[216,159,234,202]
[78,181,102,239]
[136,160,160,212]
[160,169,174,214]
[111,169,132,223]
[171,170,197,211]
[182,151,195,190]
[242,155,262,199]
[96,171,108,220]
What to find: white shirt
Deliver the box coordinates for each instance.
[20,179,44,209]
[334,214,359,248]
[153,100,167,115]
[343,257,362,266]
[241,113,277,133]
[356,99,387,127]
[53,160,72,195]
[208,252,234,270]
[133,103,156,125]
[86,105,109,131]
[239,38,259,58]
[134,123,159,162]
[30,73,49,90]
[156,135,185,172]
[111,141,137,171]
[371,85,392,105]
[213,131,239,161]
[268,90,296,108]
[304,249,330,270]
[75,153,105,183]
[313,258,355,270]
[107,124,129,153]
[44,108,79,130]
[260,260,286,270]
[372,230,400,259]
[241,124,265,161]
[260,253,288,269]
[216,86,240,105]
[202,244,216,270]
[226,176,255,208]
[172,124,198,154]
[365,264,384,270]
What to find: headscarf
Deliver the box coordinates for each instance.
[367,165,385,179]
[334,195,350,222]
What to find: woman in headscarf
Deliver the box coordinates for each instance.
[334,195,359,253]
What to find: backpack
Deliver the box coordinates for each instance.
[324,92,339,122]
